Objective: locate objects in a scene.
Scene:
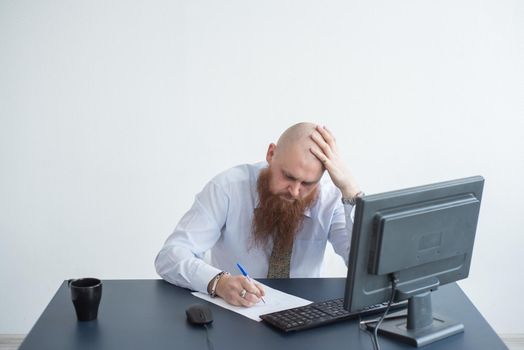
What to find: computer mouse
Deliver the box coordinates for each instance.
[186,303,213,325]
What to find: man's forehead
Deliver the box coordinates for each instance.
[280,141,323,165]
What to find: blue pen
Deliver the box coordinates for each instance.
[236,262,266,303]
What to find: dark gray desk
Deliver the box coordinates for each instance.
[19,279,507,350]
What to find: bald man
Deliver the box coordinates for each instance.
[155,123,362,307]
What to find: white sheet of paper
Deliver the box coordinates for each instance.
[191,283,312,322]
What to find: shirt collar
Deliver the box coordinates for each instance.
[304,207,312,218]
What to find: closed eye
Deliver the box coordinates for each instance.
[283,171,319,186]
[284,173,296,181]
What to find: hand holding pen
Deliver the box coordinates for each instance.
[213,273,265,307]
[237,263,266,304]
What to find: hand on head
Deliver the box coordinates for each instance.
[215,275,266,307]
[309,125,361,199]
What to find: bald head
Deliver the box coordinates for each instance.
[265,122,325,201]
[273,122,321,163]
[277,122,316,147]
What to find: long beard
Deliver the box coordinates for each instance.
[251,168,319,251]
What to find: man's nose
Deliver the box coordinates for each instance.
[289,182,301,198]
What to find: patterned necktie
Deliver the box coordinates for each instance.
[266,234,293,278]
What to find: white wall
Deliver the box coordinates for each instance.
[1,0,522,335]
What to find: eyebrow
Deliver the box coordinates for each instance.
[282,170,321,185]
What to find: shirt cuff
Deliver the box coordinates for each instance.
[192,262,223,294]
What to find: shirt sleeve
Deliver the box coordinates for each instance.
[154,180,229,293]
[327,201,354,266]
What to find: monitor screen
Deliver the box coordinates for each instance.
[343,176,484,347]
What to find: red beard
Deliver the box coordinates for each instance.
[251,168,319,251]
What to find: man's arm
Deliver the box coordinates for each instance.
[154,179,265,306]
[154,181,227,293]
[328,200,354,265]
[309,125,362,200]
[309,125,359,262]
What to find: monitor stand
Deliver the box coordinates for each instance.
[368,278,464,347]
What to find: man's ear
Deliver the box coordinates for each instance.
[266,143,276,163]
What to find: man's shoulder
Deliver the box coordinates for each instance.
[209,162,266,189]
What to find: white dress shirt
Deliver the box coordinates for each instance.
[155,162,353,293]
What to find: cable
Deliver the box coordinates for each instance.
[373,273,398,350]
[358,314,378,350]
[371,273,399,350]
[356,273,399,350]
[203,324,215,350]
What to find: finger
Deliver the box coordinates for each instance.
[310,146,331,167]
[229,296,253,307]
[240,298,255,307]
[316,125,337,150]
[237,292,255,307]
[226,287,254,307]
[240,277,262,297]
[244,292,261,304]
[252,281,266,297]
[310,131,333,158]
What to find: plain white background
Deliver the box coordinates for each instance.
[1,0,522,335]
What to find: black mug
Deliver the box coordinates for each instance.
[68,278,102,321]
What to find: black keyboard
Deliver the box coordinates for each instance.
[260,298,407,332]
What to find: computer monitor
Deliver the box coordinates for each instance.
[343,176,484,347]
